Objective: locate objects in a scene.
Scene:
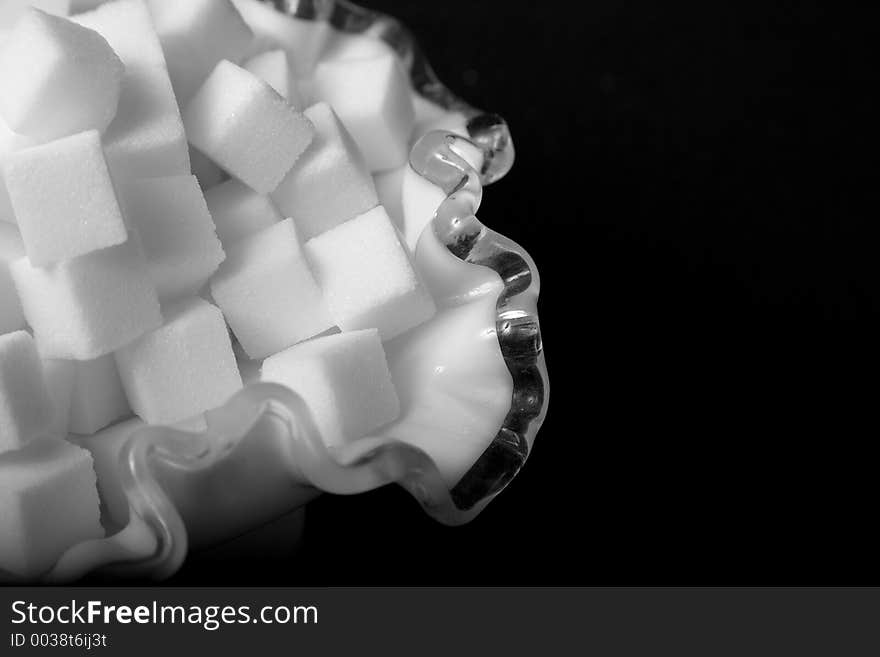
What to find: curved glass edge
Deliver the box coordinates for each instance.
[409,132,547,511]
[34,384,490,582]
[278,0,541,508]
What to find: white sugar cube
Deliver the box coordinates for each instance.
[231,0,330,78]
[271,102,378,240]
[203,178,280,247]
[373,165,406,230]
[321,32,396,64]
[4,130,128,266]
[0,181,12,226]
[243,49,302,108]
[411,94,448,128]
[189,145,225,189]
[0,223,26,334]
[74,0,190,180]
[41,358,74,439]
[184,60,314,194]
[0,331,53,453]
[0,438,103,578]
[261,329,400,448]
[115,298,242,425]
[0,9,123,142]
[69,417,143,530]
[210,218,332,359]
[120,175,224,302]
[11,241,162,360]
[0,118,39,225]
[0,1,69,30]
[313,53,415,172]
[146,0,253,104]
[305,206,435,340]
[58,354,130,435]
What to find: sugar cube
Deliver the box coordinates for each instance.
[184,60,314,194]
[4,130,128,266]
[146,0,253,104]
[0,9,123,142]
[74,0,190,180]
[320,32,396,64]
[41,358,74,439]
[313,53,415,172]
[271,103,378,240]
[69,417,143,530]
[0,1,70,30]
[411,94,449,129]
[11,241,162,360]
[0,438,103,578]
[115,298,242,425]
[373,165,406,230]
[0,331,53,453]
[189,145,225,190]
[0,223,26,334]
[231,0,330,78]
[243,49,302,108]
[261,329,400,448]
[305,206,435,340]
[0,181,11,226]
[204,178,280,247]
[60,354,130,434]
[210,218,333,359]
[1,118,40,226]
[120,175,224,302]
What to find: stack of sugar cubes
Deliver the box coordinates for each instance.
[0,0,462,579]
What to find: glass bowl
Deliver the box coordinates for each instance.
[4,0,548,583]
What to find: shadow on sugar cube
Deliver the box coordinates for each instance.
[183,60,314,194]
[0,8,123,142]
[231,0,331,78]
[243,49,302,108]
[43,354,131,437]
[204,178,281,248]
[271,102,378,241]
[0,2,70,31]
[313,49,415,172]
[120,174,225,302]
[211,218,332,359]
[74,0,191,180]
[305,205,436,341]
[0,438,103,579]
[3,130,129,266]
[261,329,400,448]
[146,0,254,105]
[0,222,26,334]
[114,297,243,426]
[40,358,75,441]
[0,331,53,455]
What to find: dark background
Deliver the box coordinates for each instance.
[175,1,876,585]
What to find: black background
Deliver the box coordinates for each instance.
[172,0,877,585]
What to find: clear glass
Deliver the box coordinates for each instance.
[2,0,547,583]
